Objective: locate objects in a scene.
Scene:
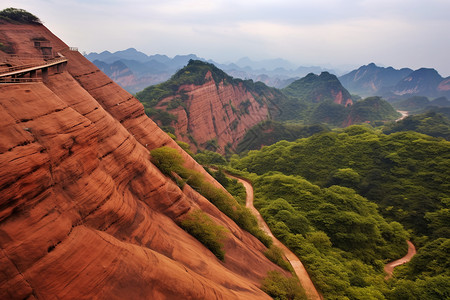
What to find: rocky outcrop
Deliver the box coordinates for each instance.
[0,22,286,299]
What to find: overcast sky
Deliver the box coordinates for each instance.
[4,0,450,75]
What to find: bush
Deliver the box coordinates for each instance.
[180,210,227,260]
[261,270,306,300]
[150,146,184,176]
[0,8,42,24]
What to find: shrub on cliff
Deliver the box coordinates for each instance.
[150,146,184,176]
[261,270,306,300]
[180,210,227,260]
[150,146,272,247]
[0,8,42,24]
[264,245,293,272]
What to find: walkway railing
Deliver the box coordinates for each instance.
[0,54,68,83]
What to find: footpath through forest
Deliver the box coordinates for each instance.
[226,174,322,300]
[225,172,417,298]
[384,240,416,279]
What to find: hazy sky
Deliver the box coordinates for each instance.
[5,0,450,75]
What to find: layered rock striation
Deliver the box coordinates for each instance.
[0,22,285,299]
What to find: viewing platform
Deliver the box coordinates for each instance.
[0,54,68,83]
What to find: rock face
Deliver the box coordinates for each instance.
[157,72,271,153]
[0,22,285,299]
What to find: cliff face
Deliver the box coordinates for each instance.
[156,71,271,153]
[0,22,283,299]
[136,61,278,154]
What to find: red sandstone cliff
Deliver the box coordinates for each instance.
[136,61,280,154]
[157,72,271,153]
[0,22,286,299]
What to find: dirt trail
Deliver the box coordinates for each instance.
[229,175,322,300]
[384,240,416,279]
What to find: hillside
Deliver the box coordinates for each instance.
[282,72,353,106]
[135,63,402,153]
[279,74,400,126]
[383,111,450,140]
[0,17,292,299]
[136,60,285,154]
[86,48,338,92]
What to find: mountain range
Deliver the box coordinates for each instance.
[86,49,450,102]
[339,63,450,100]
[85,48,334,92]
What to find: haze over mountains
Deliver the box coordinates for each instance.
[86,48,450,105]
[85,48,335,92]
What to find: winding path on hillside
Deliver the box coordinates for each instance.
[384,240,416,279]
[226,174,322,300]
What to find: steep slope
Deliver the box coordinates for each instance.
[136,60,284,154]
[339,63,413,97]
[0,20,288,299]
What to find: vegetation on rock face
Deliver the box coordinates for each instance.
[261,270,307,300]
[0,8,42,24]
[180,210,227,260]
[150,146,271,247]
[208,167,247,205]
[264,245,293,272]
[136,59,280,107]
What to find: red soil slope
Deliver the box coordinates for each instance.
[0,22,286,299]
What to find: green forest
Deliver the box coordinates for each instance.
[192,124,450,299]
[227,125,449,299]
